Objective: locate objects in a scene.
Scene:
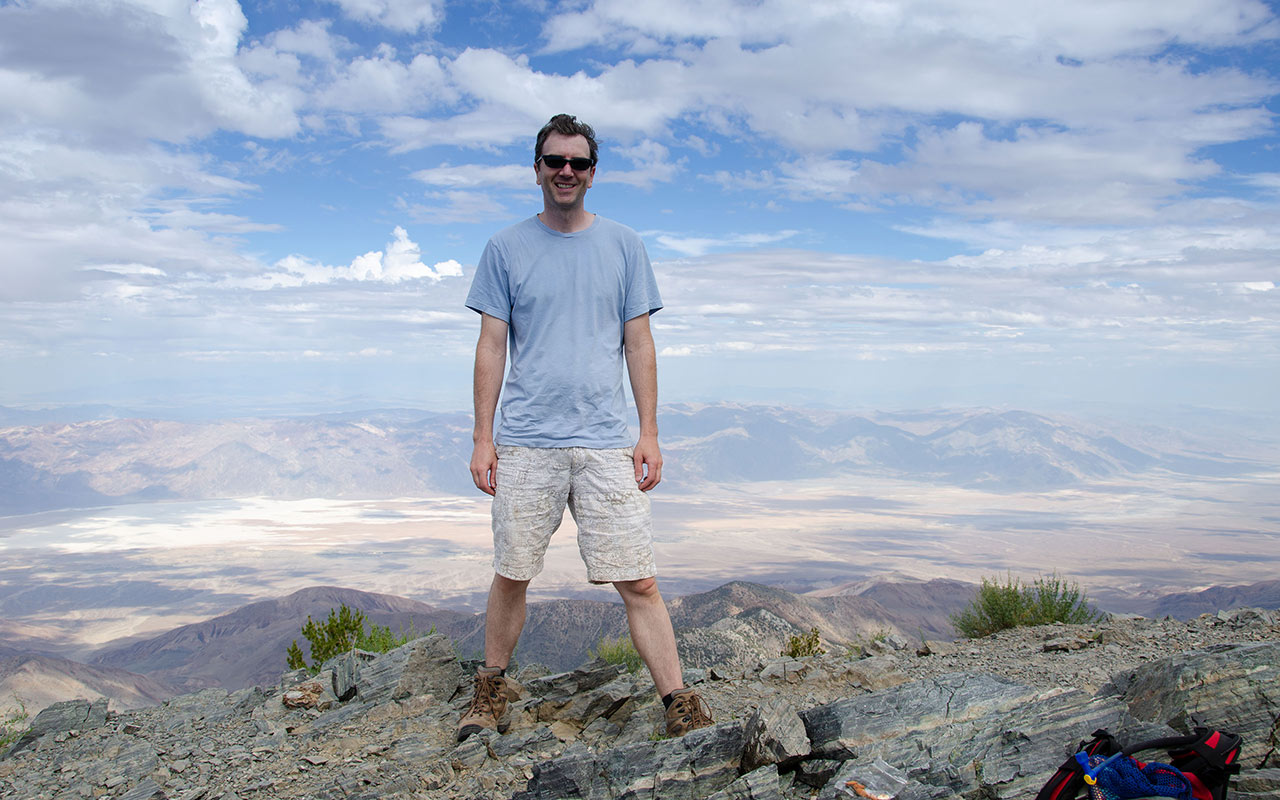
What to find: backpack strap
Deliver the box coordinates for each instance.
[1035,729,1123,800]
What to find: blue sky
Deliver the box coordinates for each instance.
[1,0,1278,417]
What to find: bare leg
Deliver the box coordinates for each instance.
[484,573,530,670]
[613,577,683,697]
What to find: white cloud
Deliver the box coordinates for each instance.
[404,191,516,224]
[0,0,300,142]
[604,140,681,188]
[543,0,1277,59]
[319,50,453,113]
[654,230,800,257]
[411,164,532,189]
[267,19,347,63]
[1,0,1276,412]
[648,217,1280,366]
[324,0,445,33]
[242,228,464,287]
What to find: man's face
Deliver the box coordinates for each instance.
[535,132,595,212]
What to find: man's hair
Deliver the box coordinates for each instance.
[535,114,598,165]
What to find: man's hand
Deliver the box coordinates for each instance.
[633,433,662,492]
[471,440,498,496]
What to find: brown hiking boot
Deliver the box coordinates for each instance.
[456,666,518,742]
[664,687,713,737]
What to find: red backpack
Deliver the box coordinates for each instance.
[1035,727,1243,800]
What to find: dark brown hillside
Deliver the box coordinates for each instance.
[1150,579,1280,619]
[90,586,468,692]
[438,598,630,672]
[0,651,175,716]
[667,580,948,644]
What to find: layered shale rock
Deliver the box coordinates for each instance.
[0,608,1276,800]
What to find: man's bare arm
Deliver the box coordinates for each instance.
[623,312,662,491]
[470,313,508,496]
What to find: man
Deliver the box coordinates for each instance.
[460,113,712,742]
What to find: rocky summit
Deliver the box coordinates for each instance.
[2,609,1278,800]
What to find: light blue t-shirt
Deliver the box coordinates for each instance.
[465,215,662,448]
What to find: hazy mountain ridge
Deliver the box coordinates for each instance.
[1150,580,1280,619]
[2,404,1268,515]
[0,650,175,719]
[660,405,1264,489]
[0,412,477,513]
[89,586,470,695]
[6,576,1278,722]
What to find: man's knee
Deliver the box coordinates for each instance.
[492,574,530,596]
[614,576,660,601]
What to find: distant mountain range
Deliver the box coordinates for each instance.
[5,575,1278,721]
[1149,579,1280,619]
[0,645,174,718]
[89,586,471,694]
[2,404,1270,514]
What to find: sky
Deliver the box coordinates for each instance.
[2,0,1279,418]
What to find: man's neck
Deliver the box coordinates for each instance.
[539,207,594,233]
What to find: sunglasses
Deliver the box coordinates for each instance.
[537,154,595,171]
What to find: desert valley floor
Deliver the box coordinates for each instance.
[2,468,1277,659]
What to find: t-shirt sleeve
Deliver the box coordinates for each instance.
[623,236,663,321]
[465,239,511,322]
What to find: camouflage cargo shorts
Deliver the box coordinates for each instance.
[491,445,656,584]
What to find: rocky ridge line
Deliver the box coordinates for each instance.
[1,608,1277,800]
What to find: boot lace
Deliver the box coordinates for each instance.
[467,673,502,717]
[670,691,713,728]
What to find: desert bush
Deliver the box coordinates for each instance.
[0,700,29,750]
[590,633,643,673]
[951,572,1101,638]
[285,603,427,672]
[1024,573,1100,626]
[846,626,892,658]
[781,627,826,658]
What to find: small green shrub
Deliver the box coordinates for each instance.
[1024,574,1100,627]
[355,620,423,654]
[846,626,893,658]
[0,700,29,750]
[590,633,643,673]
[781,627,826,658]
[286,603,430,672]
[951,572,1101,638]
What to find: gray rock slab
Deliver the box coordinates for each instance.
[819,757,953,800]
[386,732,445,764]
[842,655,909,692]
[707,764,782,800]
[512,742,605,800]
[803,669,1171,800]
[516,721,746,800]
[332,648,377,701]
[800,673,1041,760]
[120,778,166,800]
[3,697,109,757]
[1235,767,1280,799]
[603,722,746,799]
[743,696,810,771]
[796,758,842,788]
[77,738,161,787]
[355,633,463,705]
[552,674,637,728]
[166,687,231,720]
[491,726,560,759]
[1100,641,1280,766]
[874,691,1154,799]
[296,700,370,736]
[524,659,626,701]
